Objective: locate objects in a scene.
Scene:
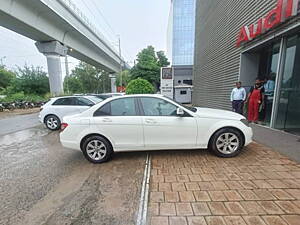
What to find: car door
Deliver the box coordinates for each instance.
[74,97,94,113]
[92,97,144,151]
[139,97,198,150]
[51,97,79,120]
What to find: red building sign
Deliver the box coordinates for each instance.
[237,0,300,47]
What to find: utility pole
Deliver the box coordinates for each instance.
[65,55,70,93]
[118,36,123,92]
[0,56,6,66]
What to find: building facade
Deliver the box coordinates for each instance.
[166,0,195,103]
[193,0,300,134]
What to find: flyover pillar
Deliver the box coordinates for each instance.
[109,74,117,93]
[35,41,68,96]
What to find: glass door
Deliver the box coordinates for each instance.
[275,35,300,135]
[263,43,280,125]
[257,42,280,125]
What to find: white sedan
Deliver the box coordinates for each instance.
[60,94,253,163]
[39,95,103,130]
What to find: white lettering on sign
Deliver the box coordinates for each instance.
[160,67,174,99]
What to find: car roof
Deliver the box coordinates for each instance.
[102,94,165,100]
[94,93,123,95]
[119,94,163,97]
[52,94,164,101]
[51,95,92,100]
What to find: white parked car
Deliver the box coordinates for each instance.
[60,94,253,163]
[39,96,103,130]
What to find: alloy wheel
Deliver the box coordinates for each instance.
[47,117,58,130]
[216,133,240,154]
[86,140,107,161]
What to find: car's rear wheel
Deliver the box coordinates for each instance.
[82,135,113,163]
[209,128,244,157]
[45,115,61,130]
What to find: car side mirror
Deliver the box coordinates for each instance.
[176,108,184,116]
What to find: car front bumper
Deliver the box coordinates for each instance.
[244,126,253,146]
[38,114,43,123]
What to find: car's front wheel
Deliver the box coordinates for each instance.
[45,115,61,130]
[209,128,244,157]
[82,135,113,163]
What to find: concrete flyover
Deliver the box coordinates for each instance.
[0,0,124,94]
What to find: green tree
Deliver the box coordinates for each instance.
[126,78,154,94]
[64,62,111,94]
[64,76,83,93]
[157,51,170,67]
[130,46,169,90]
[12,65,50,95]
[116,70,131,87]
[0,66,16,91]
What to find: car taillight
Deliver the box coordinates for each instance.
[61,123,68,131]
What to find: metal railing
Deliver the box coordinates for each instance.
[56,0,119,57]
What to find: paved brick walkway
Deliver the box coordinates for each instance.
[148,142,300,225]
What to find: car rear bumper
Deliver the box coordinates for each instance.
[60,131,81,151]
[60,139,81,151]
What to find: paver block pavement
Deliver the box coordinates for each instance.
[148,143,300,224]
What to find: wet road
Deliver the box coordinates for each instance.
[0,113,40,136]
[0,114,145,225]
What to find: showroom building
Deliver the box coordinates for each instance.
[193,0,300,134]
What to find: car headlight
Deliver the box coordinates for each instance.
[240,119,250,127]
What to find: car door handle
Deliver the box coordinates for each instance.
[145,119,157,124]
[102,118,112,122]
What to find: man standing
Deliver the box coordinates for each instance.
[231,81,246,115]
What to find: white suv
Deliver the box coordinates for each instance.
[39,96,102,130]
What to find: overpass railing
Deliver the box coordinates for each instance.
[56,0,120,59]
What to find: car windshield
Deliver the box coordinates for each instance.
[112,93,123,96]
[164,96,197,112]
[86,96,104,104]
[96,94,114,99]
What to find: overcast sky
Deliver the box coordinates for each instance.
[0,0,170,74]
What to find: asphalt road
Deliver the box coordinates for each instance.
[0,113,40,136]
[0,113,145,225]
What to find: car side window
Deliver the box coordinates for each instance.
[93,98,137,117]
[140,97,177,116]
[75,97,94,106]
[94,103,111,116]
[111,98,136,116]
[52,98,74,106]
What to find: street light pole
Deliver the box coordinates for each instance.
[0,56,6,66]
[118,36,123,92]
[65,55,70,93]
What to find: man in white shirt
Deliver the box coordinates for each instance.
[231,81,246,115]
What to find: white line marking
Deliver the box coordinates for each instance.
[136,153,151,225]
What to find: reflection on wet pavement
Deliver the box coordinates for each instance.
[0,125,145,225]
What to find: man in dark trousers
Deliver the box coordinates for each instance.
[230,81,246,115]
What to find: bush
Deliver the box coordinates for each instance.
[12,65,50,95]
[1,92,48,103]
[0,66,15,89]
[2,92,26,102]
[125,78,154,95]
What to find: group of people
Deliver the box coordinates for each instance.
[230,74,275,123]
